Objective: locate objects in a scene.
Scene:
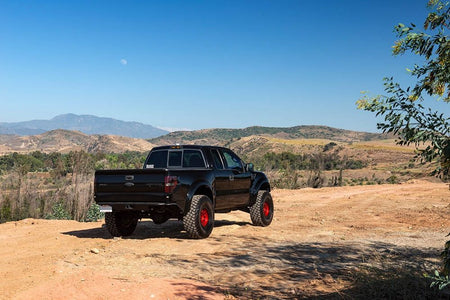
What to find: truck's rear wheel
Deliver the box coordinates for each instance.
[183,195,214,239]
[249,190,274,226]
[105,211,138,237]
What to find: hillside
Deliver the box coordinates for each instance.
[227,134,415,161]
[0,125,416,180]
[0,125,393,156]
[0,114,168,138]
[0,130,155,154]
[149,125,391,145]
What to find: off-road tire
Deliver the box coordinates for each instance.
[105,211,139,237]
[250,190,274,226]
[183,195,214,239]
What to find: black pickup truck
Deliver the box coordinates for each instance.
[94,145,273,238]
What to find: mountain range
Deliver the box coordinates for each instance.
[0,114,395,155]
[0,114,168,138]
[0,129,156,154]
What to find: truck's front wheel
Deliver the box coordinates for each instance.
[183,195,214,239]
[105,211,138,237]
[249,190,274,226]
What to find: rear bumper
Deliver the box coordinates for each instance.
[96,201,180,212]
[94,192,182,212]
[94,192,168,203]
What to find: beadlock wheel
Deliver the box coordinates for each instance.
[183,195,214,239]
[249,190,274,227]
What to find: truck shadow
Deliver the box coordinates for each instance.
[63,219,251,240]
[164,236,443,299]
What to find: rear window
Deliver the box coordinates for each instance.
[145,149,205,168]
[146,150,168,168]
[183,150,205,168]
[168,151,182,167]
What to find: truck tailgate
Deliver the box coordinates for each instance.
[94,169,168,203]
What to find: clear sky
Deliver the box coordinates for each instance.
[1,0,448,132]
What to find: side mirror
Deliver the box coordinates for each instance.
[246,163,254,172]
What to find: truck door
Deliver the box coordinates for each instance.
[210,149,233,210]
[219,148,251,208]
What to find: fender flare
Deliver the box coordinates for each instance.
[249,173,271,206]
[184,181,215,214]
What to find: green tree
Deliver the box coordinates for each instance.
[357,0,449,178]
[357,0,449,290]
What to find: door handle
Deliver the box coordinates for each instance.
[124,182,135,187]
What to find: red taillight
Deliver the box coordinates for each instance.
[164,176,178,193]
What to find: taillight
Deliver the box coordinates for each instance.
[164,176,178,193]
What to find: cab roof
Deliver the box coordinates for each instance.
[151,145,215,150]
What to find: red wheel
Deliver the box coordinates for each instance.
[263,201,270,217]
[183,195,214,238]
[200,208,209,227]
[250,190,274,227]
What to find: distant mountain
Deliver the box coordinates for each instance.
[0,114,168,138]
[0,125,399,162]
[149,125,390,145]
[0,129,156,154]
[0,126,44,135]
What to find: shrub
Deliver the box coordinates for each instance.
[386,175,399,184]
[323,142,337,152]
[0,198,12,223]
[84,203,104,222]
[46,202,71,220]
[307,171,324,188]
[426,270,450,291]
[443,236,450,275]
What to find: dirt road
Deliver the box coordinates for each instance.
[0,180,448,299]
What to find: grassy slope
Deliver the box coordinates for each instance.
[149,125,391,145]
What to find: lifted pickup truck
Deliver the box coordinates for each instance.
[94,145,273,238]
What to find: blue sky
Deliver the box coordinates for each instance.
[1,0,448,132]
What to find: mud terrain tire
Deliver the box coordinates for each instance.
[105,211,139,237]
[250,190,274,226]
[183,195,214,239]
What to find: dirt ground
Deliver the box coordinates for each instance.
[0,180,449,299]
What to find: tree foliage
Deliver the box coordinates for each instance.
[357,0,450,178]
[252,151,366,172]
[357,1,450,292]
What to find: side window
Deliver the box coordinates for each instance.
[211,149,224,169]
[146,150,168,168]
[183,150,205,168]
[221,149,243,171]
[168,151,182,167]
